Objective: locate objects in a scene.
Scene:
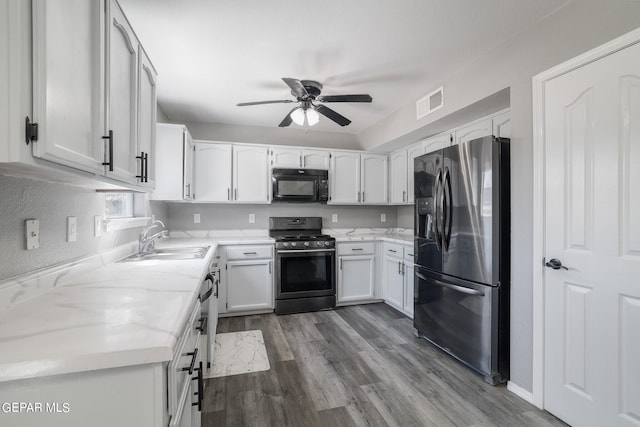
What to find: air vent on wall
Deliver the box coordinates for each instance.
[416,86,444,120]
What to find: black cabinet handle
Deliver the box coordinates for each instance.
[191,361,203,411]
[181,347,198,374]
[102,130,113,171]
[196,316,206,332]
[143,152,149,182]
[136,151,145,181]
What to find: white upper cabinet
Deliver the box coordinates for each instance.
[330,151,361,204]
[31,0,104,174]
[233,145,269,203]
[453,118,493,145]
[270,147,301,168]
[194,143,232,202]
[407,142,426,204]
[302,149,330,169]
[106,0,138,183]
[136,47,157,188]
[152,124,193,201]
[361,153,388,204]
[389,150,408,204]
[422,132,451,154]
[183,130,194,200]
[492,110,511,139]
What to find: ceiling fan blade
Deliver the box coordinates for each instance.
[316,94,372,103]
[282,77,308,99]
[237,100,294,106]
[314,104,351,127]
[278,107,298,127]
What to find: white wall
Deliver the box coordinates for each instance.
[357,0,640,392]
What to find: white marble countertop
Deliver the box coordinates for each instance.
[0,243,216,383]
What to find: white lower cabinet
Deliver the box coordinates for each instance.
[219,245,274,314]
[382,242,414,317]
[336,242,376,304]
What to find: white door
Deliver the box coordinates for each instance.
[337,256,375,302]
[194,143,232,202]
[330,151,360,204]
[233,145,269,202]
[302,149,330,169]
[106,0,138,183]
[31,0,104,173]
[270,147,301,168]
[226,259,273,312]
[453,118,492,145]
[383,255,404,311]
[543,40,640,427]
[389,150,408,204]
[361,153,388,204]
[137,48,156,187]
[182,131,194,200]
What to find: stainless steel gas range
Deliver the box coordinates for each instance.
[269,217,336,315]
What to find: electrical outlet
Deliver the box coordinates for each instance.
[94,216,103,237]
[381,213,386,223]
[332,214,338,223]
[67,216,77,242]
[194,213,201,224]
[249,213,255,224]
[25,219,40,250]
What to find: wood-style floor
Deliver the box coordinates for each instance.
[202,303,566,427]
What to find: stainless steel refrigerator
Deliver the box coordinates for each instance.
[413,135,510,385]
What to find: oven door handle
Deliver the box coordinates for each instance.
[276,248,336,254]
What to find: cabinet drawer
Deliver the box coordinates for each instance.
[403,244,415,264]
[226,245,272,260]
[337,242,375,256]
[383,243,404,257]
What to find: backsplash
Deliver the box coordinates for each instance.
[167,203,399,231]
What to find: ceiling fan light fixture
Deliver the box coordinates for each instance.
[290,107,305,126]
[306,109,320,126]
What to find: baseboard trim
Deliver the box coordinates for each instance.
[507,381,535,405]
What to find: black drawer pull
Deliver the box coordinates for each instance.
[181,347,198,374]
[351,248,363,251]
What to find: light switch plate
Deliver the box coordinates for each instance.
[332,214,338,223]
[194,213,201,224]
[25,219,40,250]
[381,213,386,223]
[67,216,77,242]
[249,213,255,224]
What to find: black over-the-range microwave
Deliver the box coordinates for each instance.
[271,168,329,203]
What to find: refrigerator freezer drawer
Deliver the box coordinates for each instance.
[413,267,509,384]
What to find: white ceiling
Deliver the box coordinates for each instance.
[119,0,568,135]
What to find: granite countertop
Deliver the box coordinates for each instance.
[0,243,216,383]
[327,228,414,245]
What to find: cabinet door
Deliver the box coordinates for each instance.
[106,0,138,183]
[136,47,157,187]
[31,0,104,173]
[330,152,360,204]
[383,255,404,311]
[337,255,375,303]
[226,259,273,312]
[270,147,301,168]
[302,149,330,169]
[404,262,414,318]
[453,118,492,145]
[183,131,194,200]
[361,153,388,204]
[389,150,408,204]
[407,143,425,204]
[194,143,232,202]
[233,145,269,202]
[422,133,451,154]
[492,111,511,139]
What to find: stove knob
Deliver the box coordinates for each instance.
[291,242,297,247]
[283,242,289,247]
[304,242,310,247]
[324,241,330,246]
[317,241,322,247]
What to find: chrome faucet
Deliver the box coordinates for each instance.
[139,220,169,254]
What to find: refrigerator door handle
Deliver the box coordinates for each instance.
[416,272,485,296]
[443,168,452,251]
[434,169,443,251]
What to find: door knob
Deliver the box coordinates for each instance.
[545,258,568,270]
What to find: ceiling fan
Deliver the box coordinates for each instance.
[236,78,372,127]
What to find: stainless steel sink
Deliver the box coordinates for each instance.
[120,246,210,262]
